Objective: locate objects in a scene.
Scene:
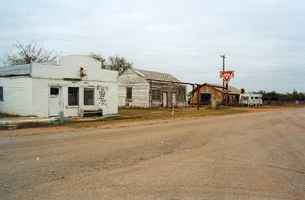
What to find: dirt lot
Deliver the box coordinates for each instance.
[1,108,305,199]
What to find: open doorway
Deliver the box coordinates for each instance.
[200,93,211,105]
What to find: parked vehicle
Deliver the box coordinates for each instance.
[240,93,263,106]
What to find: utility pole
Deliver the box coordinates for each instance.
[221,55,226,88]
[220,55,226,105]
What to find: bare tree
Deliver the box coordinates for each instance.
[89,53,106,68]
[5,42,57,65]
[90,53,132,75]
[108,55,132,75]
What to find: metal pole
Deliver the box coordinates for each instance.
[197,84,200,110]
[220,55,226,105]
[149,80,152,107]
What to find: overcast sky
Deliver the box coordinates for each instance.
[1,0,304,92]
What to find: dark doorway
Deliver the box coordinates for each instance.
[200,93,211,105]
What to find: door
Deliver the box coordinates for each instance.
[172,93,177,107]
[200,93,211,105]
[48,87,62,116]
[162,92,168,107]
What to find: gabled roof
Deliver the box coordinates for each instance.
[205,83,241,94]
[193,83,241,95]
[133,68,180,82]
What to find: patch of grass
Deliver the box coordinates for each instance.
[67,107,259,128]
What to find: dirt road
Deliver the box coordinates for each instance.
[1,108,305,200]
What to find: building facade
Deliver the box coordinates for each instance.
[0,55,118,117]
[119,68,186,108]
[189,83,241,106]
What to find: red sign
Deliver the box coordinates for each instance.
[220,71,234,81]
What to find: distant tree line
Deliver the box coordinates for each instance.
[2,42,132,75]
[256,90,305,103]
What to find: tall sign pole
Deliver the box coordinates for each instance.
[220,55,226,91]
[219,55,235,105]
[220,55,226,104]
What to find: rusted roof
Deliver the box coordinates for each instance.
[209,84,241,94]
[193,83,241,95]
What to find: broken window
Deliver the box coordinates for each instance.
[84,88,95,106]
[0,87,3,101]
[152,90,161,100]
[177,86,186,102]
[50,87,59,96]
[68,87,79,106]
[126,87,132,100]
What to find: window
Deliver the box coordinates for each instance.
[177,86,186,101]
[84,88,95,105]
[0,87,3,101]
[50,87,59,96]
[126,87,132,100]
[68,87,79,106]
[152,90,161,100]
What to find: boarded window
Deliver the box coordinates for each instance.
[84,88,95,105]
[50,87,59,96]
[126,87,132,100]
[68,87,79,106]
[0,87,3,101]
[152,90,161,100]
[177,86,186,101]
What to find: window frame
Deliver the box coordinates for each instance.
[152,89,161,101]
[68,87,79,106]
[50,87,60,97]
[84,88,95,106]
[0,86,3,102]
[126,87,133,100]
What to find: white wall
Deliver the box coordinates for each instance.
[31,78,118,117]
[31,55,117,82]
[118,69,150,107]
[0,77,33,116]
[30,55,119,117]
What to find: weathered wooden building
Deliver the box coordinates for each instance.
[119,68,186,108]
[189,83,241,106]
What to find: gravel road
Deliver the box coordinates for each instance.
[1,108,305,200]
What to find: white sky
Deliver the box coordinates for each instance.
[1,0,304,92]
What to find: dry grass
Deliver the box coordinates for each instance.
[67,106,268,128]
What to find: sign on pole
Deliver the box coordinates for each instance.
[220,70,235,82]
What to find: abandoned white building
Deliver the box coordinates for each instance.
[0,55,118,117]
[119,68,186,108]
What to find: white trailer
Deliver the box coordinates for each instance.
[240,93,263,107]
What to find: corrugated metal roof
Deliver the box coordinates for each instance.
[0,64,31,77]
[134,68,180,82]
